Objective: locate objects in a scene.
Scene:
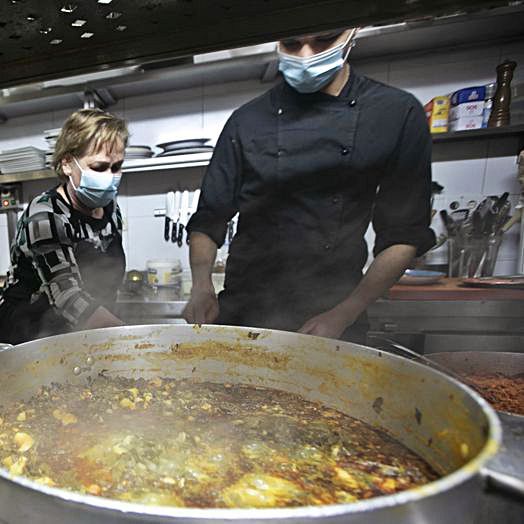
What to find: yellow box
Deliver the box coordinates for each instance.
[424,96,450,133]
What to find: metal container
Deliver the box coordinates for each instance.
[428,351,524,523]
[0,325,506,523]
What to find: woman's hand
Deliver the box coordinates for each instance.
[298,307,354,339]
[183,286,219,324]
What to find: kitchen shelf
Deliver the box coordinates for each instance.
[3,124,524,185]
[122,152,212,173]
[0,152,212,184]
[0,169,56,184]
[432,124,524,144]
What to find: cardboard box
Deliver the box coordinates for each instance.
[449,116,484,131]
[449,101,485,120]
[424,95,450,133]
[450,86,486,106]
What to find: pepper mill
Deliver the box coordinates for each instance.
[488,60,517,128]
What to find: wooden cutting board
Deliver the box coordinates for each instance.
[387,277,524,301]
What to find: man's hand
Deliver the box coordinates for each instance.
[299,245,417,339]
[183,287,219,324]
[298,307,353,339]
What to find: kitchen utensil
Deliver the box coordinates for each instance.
[227,220,235,244]
[177,190,190,247]
[461,275,524,289]
[155,146,214,157]
[450,209,469,223]
[440,209,456,236]
[172,191,181,243]
[164,191,175,242]
[156,139,211,151]
[0,324,513,523]
[186,189,200,244]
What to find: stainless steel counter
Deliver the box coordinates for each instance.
[115,293,187,324]
[368,299,524,354]
[115,295,524,353]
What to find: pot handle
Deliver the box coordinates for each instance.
[367,335,466,382]
[481,466,524,502]
[0,343,14,352]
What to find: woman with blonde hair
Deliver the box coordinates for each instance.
[0,109,128,343]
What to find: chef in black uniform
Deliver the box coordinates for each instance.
[0,109,127,344]
[184,28,435,342]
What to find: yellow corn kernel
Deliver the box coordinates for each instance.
[14,432,34,452]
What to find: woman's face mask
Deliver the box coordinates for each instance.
[278,29,357,94]
[70,157,122,209]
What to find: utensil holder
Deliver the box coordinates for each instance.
[447,233,503,277]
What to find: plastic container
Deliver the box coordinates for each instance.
[181,270,193,299]
[146,259,182,289]
[212,272,225,293]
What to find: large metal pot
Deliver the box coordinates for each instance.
[427,351,524,523]
[0,324,502,523]
[427,352,524,418]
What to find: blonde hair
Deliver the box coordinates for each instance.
[53,109,129,182]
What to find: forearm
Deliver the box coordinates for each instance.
[335,244,416,321]
[189,232,218,291]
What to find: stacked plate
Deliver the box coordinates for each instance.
[43,128,61,168]
[125,145,154,160]
[0,147,46,174]
[155,138,214,157]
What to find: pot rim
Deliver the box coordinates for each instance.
[0,324,502,519]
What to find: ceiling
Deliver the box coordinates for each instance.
[0,0,517,88]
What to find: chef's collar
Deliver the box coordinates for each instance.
[275,66,359,109]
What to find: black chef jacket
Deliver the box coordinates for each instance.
[187,69,435,335]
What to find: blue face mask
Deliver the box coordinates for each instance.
[278,29,356,94]
[71,157,121,208]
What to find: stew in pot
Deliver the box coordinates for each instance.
[461,372,524,415]
[0,376,439,508]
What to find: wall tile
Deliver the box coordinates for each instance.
[353,63,389,84]
[203,80,267,139]
[483,154,521,196]
[126,215,190,271]
[387,47,501,105]
[123,88,204,153]
[493,259,517,276]
[432,159,487,195]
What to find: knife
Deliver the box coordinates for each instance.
[172,191,181,243]
[186,189,200,245]
[164,191,175,242]
[178,190,190,247]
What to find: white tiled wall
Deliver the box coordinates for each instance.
[1,42,523,276]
